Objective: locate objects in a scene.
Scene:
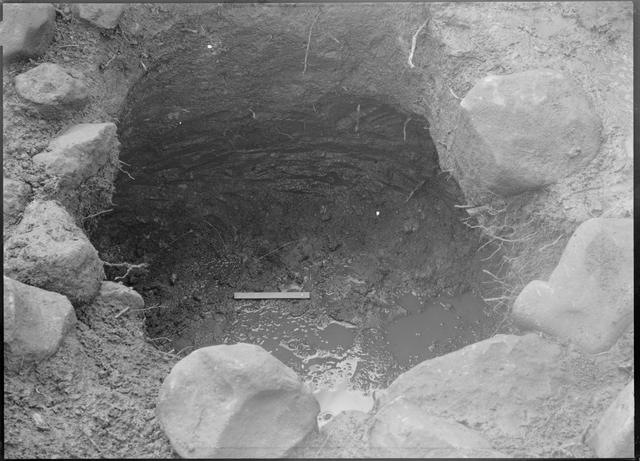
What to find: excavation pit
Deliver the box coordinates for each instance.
[89,5,505,423]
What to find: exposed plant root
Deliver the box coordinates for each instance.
[82,208,113,222]
[117,162,135,180]
[102,261,150,282]
[114,305,131,319]
[403,116,411,142]
[303,11,321,74]
[407,18,431,68]
[257,240,297,260]
[405,179,427,203]
[538,234,564,252]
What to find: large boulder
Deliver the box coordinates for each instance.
[369,397,506,457]
[378,333,581,455]
[156,343,320,458]
[14,63,89,118]
[32,123,119,189]
[3,200,105,306]
[4,276,76,371]
[3,177,32,234]
[451,69,602,196]
[0,3,55,63]
[512,218,633,353]
[586,380,634,458]
[71,3,125,29]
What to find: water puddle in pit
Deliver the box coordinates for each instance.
[387,292,489,368]
[219,290,493,427]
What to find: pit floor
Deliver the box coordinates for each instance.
[98,171,500,428]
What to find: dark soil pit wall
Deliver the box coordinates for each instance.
[91,8,504,408]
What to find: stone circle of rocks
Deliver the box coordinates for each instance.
[2,0,130,391]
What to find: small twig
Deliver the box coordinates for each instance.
[155,349,180,360]
[487,205,508,216]
[483,295,512,302]
[102,261,149,282]
[403,117,411,142]
[82,208,113,222]
[453,203,477,209]
[408,18,430,68]
[169,229,193,245]
[140,60,148,72]
[327,33,341,45]
[114,306,131,319]
[275,128,294,140]
[303,11,321,74]
[477,237,500,253]
[103,53,117,70]
[354,104,361,133]
[405,179,426,203]
[449,87,461,100]
[56,44,81,48]
[465,205,490,215]
[248,108,256,119]
[175,346,194,356]
[131,304,161,313]
[257,240,297,260]
[480,242,504,261]
[117,164,135,180]
[482,269,501,281]
[538,234,563,252]
[204,220,227,250]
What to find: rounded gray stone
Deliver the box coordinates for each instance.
[71,3,125,29]
[157,343,320,458]
[32,123,119,189]
[451,69,602,196]
[14,63,89,117]
[4,276,77,370]
[3,200,105,306]
[512,218,633,353]
[0,3,55,63]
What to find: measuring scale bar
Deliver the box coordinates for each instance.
[234,292,311,299]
